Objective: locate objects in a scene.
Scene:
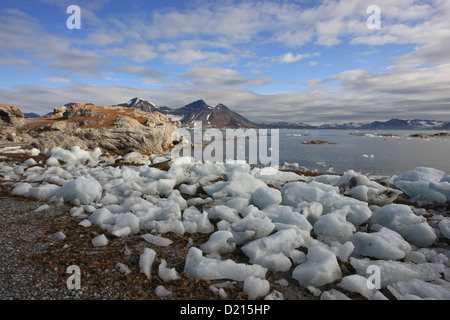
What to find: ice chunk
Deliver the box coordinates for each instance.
[145,219,185,235]
[320,289,351,300]
[203,171,268,199]
[141,234,173,247]
[230,213,275,244]
[23,158,37,166]
[226,197,249,211]
[140,179,176,197]
[122,152,151,165]
[158,259,179,282]
[351,227,411,260]
[319,196,372,227]
[139,248,157,279]
[110,212,140,237]
[115,263,131,275]
[244,276,270,300]
[79,219,91,227]
[274,207,312,232]
[179,183,199,196]
[337,275,379,300]
[281,181,339,206]
[92,234,108,247]
[89,207,116,229]
[292,245,342,287]
[154,285,172,297]
[184,247,267,281]
[183,207,214,233]
[241,229,305,272]
[250,186,282,209]
[313,208,356,243]
[200,231,236,255]
[350,258,445,287]
[253,168,303,189]
[34,204,51,213]
[25,183,60,200]
[390,279,450,300]
[393,167,447,203]
[55,177,102,205]
[47,146,101,166]
[289,250,306,265]
[206,205,241,223]
[429,181,450,200]
[329,241,355,262]
[313,175,341,186]
[298,202,323,224]
[50,231,66,241]
[438,218,450,239]
[371,204,436,247]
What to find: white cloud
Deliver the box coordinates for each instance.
[106,43,158,63]
[278,53,309,64]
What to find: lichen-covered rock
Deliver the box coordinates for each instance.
[1,103,181,156]
[0,104,24,125]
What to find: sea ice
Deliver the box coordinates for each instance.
[241,229,305,271]
[351,227,411,260]
[182,206,214,233]
[438,218,450,239]
[158,259,179,282]
[230,213,275,244]
[139,248,156,279]
[115,263,132,275]
[55,176,102,205]
[243,276,270,300]
[184,247,267,281]
[200,230,236,255]
[154,285,172,297]
[46,146,102,167]
[337,274,385,300]
[292,245,342,287]
[371,204,436,247]
[313,208,356,243]
[141,234,173,247]
[92,234,108,247]
[389,279,450,300]
[393,167,448,203]
[350,258,445,287]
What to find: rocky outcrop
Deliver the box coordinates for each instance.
[0,104,24,125]
[1,104,181,155]
[0,104,28,143]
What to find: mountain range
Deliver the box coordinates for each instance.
[24,97,450,130]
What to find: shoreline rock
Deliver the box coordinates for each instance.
[0,104,181,156]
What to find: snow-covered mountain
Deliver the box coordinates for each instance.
[117,97,172,114]
[171,100,260,128]
[119,98,260,128]
[319,122,365,129]
[320,119,449,130]
[359,119,447,130]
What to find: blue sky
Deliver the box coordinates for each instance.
[1,0,449,124]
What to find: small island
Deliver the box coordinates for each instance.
[301,140,338,145]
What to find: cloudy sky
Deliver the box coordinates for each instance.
[1,0,449,125]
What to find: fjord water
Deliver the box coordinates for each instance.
[278,129,450,176]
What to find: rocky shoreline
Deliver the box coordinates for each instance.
[0,142,449,301]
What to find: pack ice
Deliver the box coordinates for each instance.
[1,145,449,300]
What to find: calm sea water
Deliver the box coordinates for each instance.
[189,129,450,176]
[276,129,450,176]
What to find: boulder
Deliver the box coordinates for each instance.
[0,104,24,125]
[1,103,181,156]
